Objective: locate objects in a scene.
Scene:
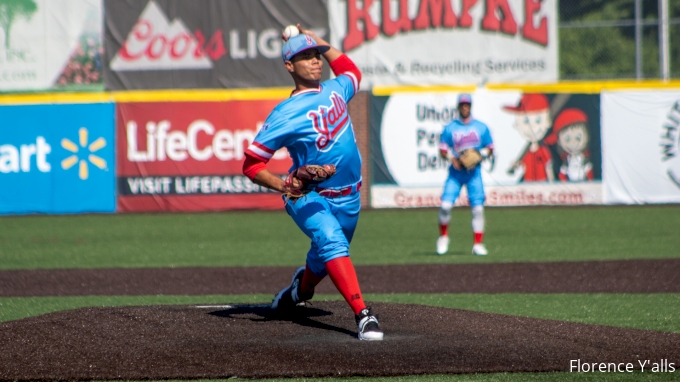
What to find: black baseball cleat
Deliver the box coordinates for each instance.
[271,266,314,310]
[355,306,383,341]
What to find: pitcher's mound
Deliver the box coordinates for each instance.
[1,301,678,380]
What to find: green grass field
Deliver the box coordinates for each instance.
[1,205,679,381]
[1,205,678,270]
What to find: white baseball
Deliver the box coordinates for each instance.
[283,25,299,39]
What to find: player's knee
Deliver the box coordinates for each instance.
[441,201,454,211]
[471,205,484,216]
[438,202,453,224]
[315,236,349,261]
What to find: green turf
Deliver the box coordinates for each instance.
[3,293,679,334]
[0,205,678,270]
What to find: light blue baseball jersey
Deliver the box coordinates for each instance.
[246,73,360,189]
[440,117,494,157]
[439,116,494,206]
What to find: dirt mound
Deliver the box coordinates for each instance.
[1,301,678,380]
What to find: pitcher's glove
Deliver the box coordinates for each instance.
[458,149,483,170]
[282,164,337,201]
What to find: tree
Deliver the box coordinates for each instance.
[0,0,38,49]
[558,0,679,79]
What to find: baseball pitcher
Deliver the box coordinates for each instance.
[242,25,382,341]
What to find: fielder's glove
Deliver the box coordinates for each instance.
[282,164,337,201]
[458,149,484,170]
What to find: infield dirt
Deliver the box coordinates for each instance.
[1,259,678,296]
[1,259,679,380]
[1,301,679,380]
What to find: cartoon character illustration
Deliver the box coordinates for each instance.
[502,94,555,182]
[544,108,593,182]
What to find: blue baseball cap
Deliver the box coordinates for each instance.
[458,93,472,105]
[281,34,330,62]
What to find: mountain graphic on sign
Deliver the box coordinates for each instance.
[110,0,212,71]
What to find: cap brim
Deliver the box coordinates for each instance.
[289,45,330,60]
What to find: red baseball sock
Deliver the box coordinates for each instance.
[439,224,448,236]
[474,232,484,244]
[325,256,366,315]
[299,264,323,296]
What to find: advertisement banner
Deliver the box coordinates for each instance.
[370,90,602,207]
[372,183,603,208]
[104,0,327,90]
[601,91,680,204]
[0,0,103,92]
[116,100,292,212]
[328,0,558,87]
[0,103,115,214]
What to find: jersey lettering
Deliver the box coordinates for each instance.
[453,131,481,152]
[307,91,349,152]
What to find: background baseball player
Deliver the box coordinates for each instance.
[437,93,494,256]
[242,25,382,341]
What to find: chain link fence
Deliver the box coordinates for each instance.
[559,0,679,80]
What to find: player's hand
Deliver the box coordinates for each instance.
[281,24,317,42]
[281,24,300,42]
[287,176,304,190]
[480,147,491,159]
[295,24,317,39]
[448,154,462,170]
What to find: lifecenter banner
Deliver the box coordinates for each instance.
[328,0,558,87]
[116,101,292,212]
[601,91,680,204]
[370,91,603,208]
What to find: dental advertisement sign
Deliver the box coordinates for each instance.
[0,103,115,215]
[116,100,292,212]
[370,91,603,208]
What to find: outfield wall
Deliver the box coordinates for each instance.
[1,82,680,214]
[2,1,678,214]
[0,88,371,214]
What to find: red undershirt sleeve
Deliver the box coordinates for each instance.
[242,153,268,181]
[329,54,362,84]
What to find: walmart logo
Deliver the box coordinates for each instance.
[61,127,108,180]
[0,103,116,214]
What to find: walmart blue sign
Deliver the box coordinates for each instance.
[0,103,115,214]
